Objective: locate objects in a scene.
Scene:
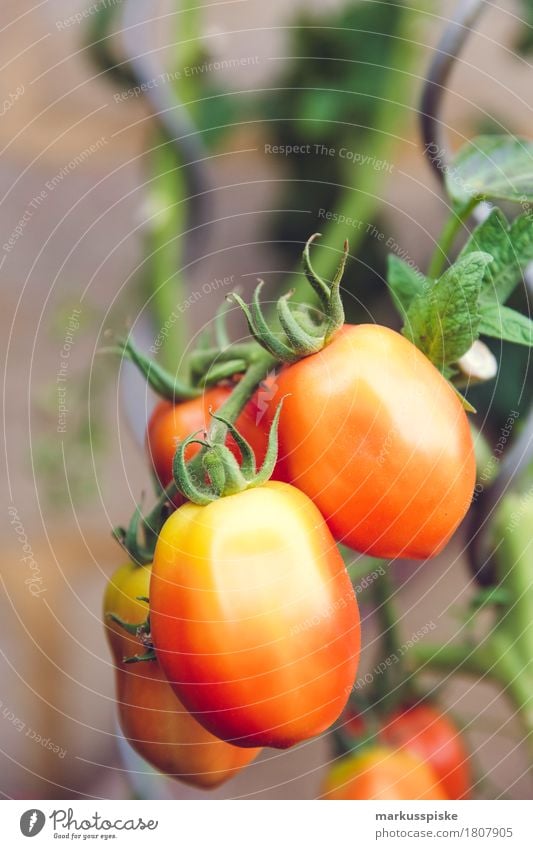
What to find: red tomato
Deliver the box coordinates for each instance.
[380,703,470,799]
[150,481,360,749]
[269,324,475,559]
[146,383,274,494]
[322,746,448,800]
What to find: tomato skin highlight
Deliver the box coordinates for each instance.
[380,703,471,800]
[322,746,448,800]
[150,481,361,749]
[104,562,260,788]
[270,324,476,559]
[146,385,273,495]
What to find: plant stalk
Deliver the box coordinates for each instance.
[427,197,478,279]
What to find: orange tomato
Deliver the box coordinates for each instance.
[150,481,360,749]
[104,562,260,788]
[322,746,448,800]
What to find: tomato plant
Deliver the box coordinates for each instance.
[379,702,471,800]
[104,562,260,787]
[322,746,448,800]
[269,324,475,559]
[102,0,533,799]
[150,481,361,749]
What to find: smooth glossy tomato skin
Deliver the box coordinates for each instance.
[150,481,361,749]
[146,385,273,493]
[322,746,448,800]
[270,324,476,559]
[380,703,470,799]
[104,562,260,788]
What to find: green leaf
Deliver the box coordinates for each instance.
[446,135,533,205]
[479,303,533,346]
[460,208,533,303]
[403,252,492,368]
[386,255,430,319]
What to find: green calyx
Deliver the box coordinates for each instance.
[230,234,348,364]
[172,399,286,504]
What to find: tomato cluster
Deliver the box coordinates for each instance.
[105,306,475,792]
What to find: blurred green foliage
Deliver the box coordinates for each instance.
[514,0,533,54]
[253,0,407,270]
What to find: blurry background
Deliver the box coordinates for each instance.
[1,0,532,799]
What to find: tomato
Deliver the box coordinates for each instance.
[269,324,475,559]
[146,384,276,495]
[150,481,360,749]
[104,562,260,788]
[322,746,448,800]
[380,703,470,799]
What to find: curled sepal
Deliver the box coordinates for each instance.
[277,292,325,356]
[325,239,349,341]
[173,430,217,505]
[293,304,327,338]
[114,334,201,401]
[229,235,347,364]
[107,606,156,664]
[112,504,153,567]
[229,284,299,363]
[202,444,248,497]
[303,232,331,309]
[208,410,257,478]
[250,396,287,486]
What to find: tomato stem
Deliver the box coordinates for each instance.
[492,495,533,668]
[188,342,262,382]
[411,636,533,764]
[147,137,188,372]
[116,334,201,401]
[357,564,417,717]
[207,352,278,445]
[427,196,479,279]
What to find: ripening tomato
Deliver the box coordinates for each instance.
[380,703,470,799]
[269,324,475,559]
[322,746,448,800]
[150,481,360,749]
[146,383,277,495]
[104,562,260,788]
